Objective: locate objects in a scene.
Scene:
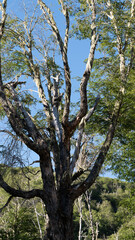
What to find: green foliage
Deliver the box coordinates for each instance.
[108,217,135,240]
[0,169,135,240]
[68,0,135,182]
[73,177,135,240]
[1,17,29,80]
[0,167,45,240]
[0,103,5,119]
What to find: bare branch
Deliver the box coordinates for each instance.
[0,0,7,38]
[60,2,71,124]
[0,83,49,154]
[38,0,64,53]
[71,169,84,182]
[51,74,63,142]
[124,0,135,51]
[85,191,95,240]
[127,44,134,76]
[58,0,69,53]
[69,0,98,131]
[7,85,42,141]
[22,21,51,118]
[0,92,41,154]
[126,0,135,75]
[0,130,19,140]
[107,0,123,55]
[33,199,44,240]
[70,94,100,173]
[32,65,50,118]
[0,195,13,213]
[30,160,40,165]
[0,174,43,199]
[77,195,83,240]
[8,19,50,118]
[38,0,71,124]
[4,80,26,88]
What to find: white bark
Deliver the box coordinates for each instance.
[85,191,95,240]
[51,74,63,143]
[77,196,83,240]
[69,0,98,131]
[38,1,71,124]
[33,200,43,240]
[0,0,7,37]
[70,95,100,173]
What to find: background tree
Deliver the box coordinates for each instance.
[0,0,135,240]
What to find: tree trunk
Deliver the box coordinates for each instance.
[43,195,73,240]
[39,145,74,240]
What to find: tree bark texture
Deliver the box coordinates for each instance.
[43,198,73,240]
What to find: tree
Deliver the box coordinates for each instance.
[0,0,135,239]
[75,0,135,181]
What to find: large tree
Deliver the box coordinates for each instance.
[0,0,135,239]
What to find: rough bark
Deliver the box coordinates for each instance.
[43,197,73,240]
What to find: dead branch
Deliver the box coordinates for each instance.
[0,195,13,213]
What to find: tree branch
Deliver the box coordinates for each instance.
[71,118,119,200]
[0,174,44,200]
[32,65,50,118]
[0,84,48,154]
[72,69,126,199]
[71,12,128,196]
[8,19,50,118]
[107,0,123,55]
[70,94,100,173]
[123,0,135,52]
[0,0,7,90]
[38,0,64,53]
[38,0,71,124]
[0,0,7,37]
[0,130,19,140]
[51,74,63,143]
[59,0,71,124]
[69,0,98,132]
[22,20,51,118]
[0,195,13,213]
[126,0,135,76]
